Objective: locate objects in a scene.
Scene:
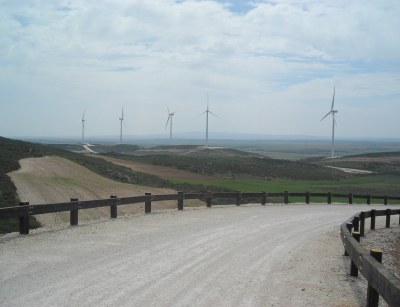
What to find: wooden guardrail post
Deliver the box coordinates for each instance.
[145,193,151,213]
[350,231,360,277]
[367,194,371,205]
[367,248,383,307]
[70,198,79,226]
[384,196,388,206]
[110,195,118,218]
[206,194,212,208]
[306,192,310,204]
[327,192,332,204]
[284,191,289,204]
[348,193,353,204]
[177,191,184,210]
[370,209,376,230]
[261,192,267,206]
[385,209,391,228]
[236,191,241,206]
[19,201,29,235]
[353,216,360,232]
[344,222,353,256]
[359,212,365,237]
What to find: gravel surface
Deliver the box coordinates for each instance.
[1,204,397,307]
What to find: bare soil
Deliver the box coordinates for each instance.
[7,156,203,226]
[90,154,215,180]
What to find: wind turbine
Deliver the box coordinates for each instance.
[119,107,124,144]
[321,87,338,157]
[201,92,217,147]
[81,110,85,143]
[165,107,175,145]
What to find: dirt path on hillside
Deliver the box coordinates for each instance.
[89,154,215,180]
[1,204,396,306]
[7,157,204,226]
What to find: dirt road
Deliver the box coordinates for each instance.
[1,204,394,306]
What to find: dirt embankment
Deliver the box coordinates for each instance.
[89,154,215,180]
[7,156,203,226]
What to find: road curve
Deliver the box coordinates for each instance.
[0,204,393,306]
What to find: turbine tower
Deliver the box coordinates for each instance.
[321,87,338,157]
[119,107,124,144]
[165,107,175,145]
[201,92,217,147]
[81,110,85,143]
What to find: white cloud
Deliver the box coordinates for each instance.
[0,0,399,139]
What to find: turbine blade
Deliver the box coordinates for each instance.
[82,110,85,120]
[331,87,335,110]
[165,115,170,130]
[320,111,332,121]
[167,106,170,114]
[208,110,220,119]
[334,118,337,126]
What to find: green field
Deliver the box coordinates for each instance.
[169,175,400,204]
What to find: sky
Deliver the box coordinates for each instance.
[1,0,400,141]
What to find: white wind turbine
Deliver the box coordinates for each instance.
[165,107,175,145]
[81,110,86,143]
[321,87,338,157]
[200,92,217,147]
[119,107,124,144]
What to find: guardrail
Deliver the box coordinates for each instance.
[341,209,400,306]
[1,191,400,235]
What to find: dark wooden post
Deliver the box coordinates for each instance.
[284,191,289,204]
[385,209,391,228]
[177,191,184,210]
[344,222,353,256]
[70,198,78,226]
[348,193,353,205]
[145,193,151,213]
[327,192,332,204]
[206,195,212,208]
[305,192,310,204]
[384,196,388,206]
[367,194,371,205]
[360,212,365,237]
[350,231,360,277]
[236,191,241,206]
[19,201,30,235]
[110,195,118,219]
[261,192,267,206]
[367,249,382,307]
[370,209,376,230]
[353,216,360,232]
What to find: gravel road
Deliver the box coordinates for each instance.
[1,204,396,306]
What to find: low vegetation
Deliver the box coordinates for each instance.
[1,137,400,234]
[105,152,347,180]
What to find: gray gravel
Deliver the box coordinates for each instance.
[1,204,397,307]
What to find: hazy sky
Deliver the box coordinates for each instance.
[1,0,399,140]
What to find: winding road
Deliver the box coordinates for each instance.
[1,203,394,306]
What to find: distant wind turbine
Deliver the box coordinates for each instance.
[321,87,338,157]
[200,92,217,147]
[119,107,124,144]
[165,107,175,145]
[81,110,85,143]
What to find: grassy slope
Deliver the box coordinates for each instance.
[106,152,347,181]
[106,151,400,201]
